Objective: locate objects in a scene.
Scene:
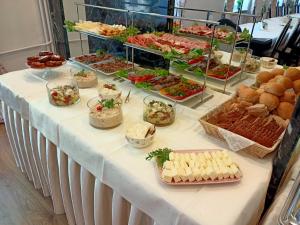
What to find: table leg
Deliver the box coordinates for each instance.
[30,126,50,197]
[69,159,84,225]
[59,151,76,225]
[94,180,113,225]
[46,140,64,214]
[1,102,19,167]
[81,167,95,225]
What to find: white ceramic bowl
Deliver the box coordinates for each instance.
[125,133,155,148]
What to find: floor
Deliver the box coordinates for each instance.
[0,124,68,225]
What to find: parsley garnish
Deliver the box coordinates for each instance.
[135,82,152,90]
[146,148,172,167]
[64,20,76,32]
[99,99,116,109]
[116,70,129,78]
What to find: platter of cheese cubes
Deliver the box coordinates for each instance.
[146,148,242,185]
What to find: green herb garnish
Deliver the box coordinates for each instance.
[153,31,165,37]
[240,28,251,42]
[212,39,220,50]
[64,20,76,32]
[224,32,235,44]
[112,26,140,43]
[96,49,105,57]
[146,148,172,167]
[99,99,116,109]
[74,69,87,77]
[283,64,289,70]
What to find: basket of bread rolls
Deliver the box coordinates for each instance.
[199,67,300,158]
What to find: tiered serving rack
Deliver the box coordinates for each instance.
[66,2,260,108]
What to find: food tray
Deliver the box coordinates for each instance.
[74,29,115,40]
[159,87,205,103]
[185,66,241,82]
[90,60,135,76]
[69,53,113,66]
[199,97,285,158]
[26,61,66,70]
[155,149,242,186]
[120,72,206,103]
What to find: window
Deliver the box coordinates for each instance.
[232,0,253,12]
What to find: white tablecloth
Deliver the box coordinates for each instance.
[0,63,273,225]
[240,16,298,48]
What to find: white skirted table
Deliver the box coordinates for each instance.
[0,63,273,225]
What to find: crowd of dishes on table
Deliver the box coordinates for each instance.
[25,20,300,186]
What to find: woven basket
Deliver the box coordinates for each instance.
[199,97,284,158]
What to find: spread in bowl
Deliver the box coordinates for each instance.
[73,69,98,88]
[143,96,176,126]
[46,78,80,106]
[126,122,156,148]
[88,97,122,129]
[98,83,121,100]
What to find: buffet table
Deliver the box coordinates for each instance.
[0,63,273,225]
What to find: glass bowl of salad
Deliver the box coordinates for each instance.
[143,95,176,126]
[46,78,80,106]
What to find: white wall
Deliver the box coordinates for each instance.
[0,0,53,72]
[182,0,225,26]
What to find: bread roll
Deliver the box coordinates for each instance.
[293,79,300,93]
[277,102,294,120]
[284,67,300,81]
[270,68,285,76]
[280,91,296,104]
[256,71,274,84]
[264,82,285,96]
[259,93,280,111]
[237,85,259,103]
[271,75,293,89]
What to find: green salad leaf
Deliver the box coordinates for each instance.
[212,39,220,50]
[163,49,183,60]
[193,68,204,77]
[172,60,189,70]
[115,70,129,78]
[146,148,172,167]
[112,26,140,43]
[64,20,76,32]
[283,64,289,70]
[188,48,203,59]
[135,82,153,90]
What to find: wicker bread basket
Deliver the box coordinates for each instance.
[199,97,285,158]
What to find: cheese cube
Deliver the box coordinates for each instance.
[206,166,217,180]
[222,166,230,179]
[188,160,196,168]
[185,167,195,182]
[184,153,191,162]
[169,152,175,161]
[190,153,197,161]
[177,167,188,182]
[173,169,182,183]
[161,169,175,183]
[231,164,241,178]
[173,161,180,169]
[163,161,174,170]
[192,168,202,181]
[204,151,212,160]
